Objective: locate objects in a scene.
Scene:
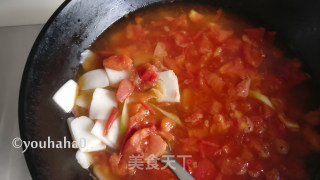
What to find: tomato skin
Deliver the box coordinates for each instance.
[116,79,134,103]
[194,159,215,180]
[103,107,119,136]
[103,54,133,70]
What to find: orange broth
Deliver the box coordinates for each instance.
[74,4,320,180]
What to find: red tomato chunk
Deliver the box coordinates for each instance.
[116,79,134,103]
[103,54,133,70]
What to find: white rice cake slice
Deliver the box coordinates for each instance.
[105,68,129,87]
[81,69,109,90]
[158,70,180,103]
[91,117,121,149]
[89,88,117,120]
[67,117,75,140]
[80,49,97,64]
[52,80,78,113]
[75,150,93,169]
[69,116,106,152]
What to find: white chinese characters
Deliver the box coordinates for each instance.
[127,154,192,170]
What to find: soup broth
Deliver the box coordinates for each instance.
[72,4,320,180]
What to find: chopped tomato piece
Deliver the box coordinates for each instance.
[161,117,175,132]
[210,101,222,114]
[206,73,225,94]
[281,61,310,85]
[128,103,143,116]
[103,107,119,136]
[184,112,204,125]
[194,159,215,180]
[208,25,234,43]
[137,64,159,83]
[247,161,263,178]
[244,28,265,47]
[128,68,144,91]
[223,38,243,53]
[199,35,213,54]
[158,130,175,141]
[120,121,137,153]
[250,138,270,159]
[220,158,249,175]
[173,14,189,28]
[235,78,251,97]
[129,106,150,125]
[116,79,134,103]
[242,43,264,67]
[123,127,167,161]
[219,58,246,78]
[210,114,230,134]
[232,158,249,175]
[103,54,133,70]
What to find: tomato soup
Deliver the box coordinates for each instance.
[72,4,320,180]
